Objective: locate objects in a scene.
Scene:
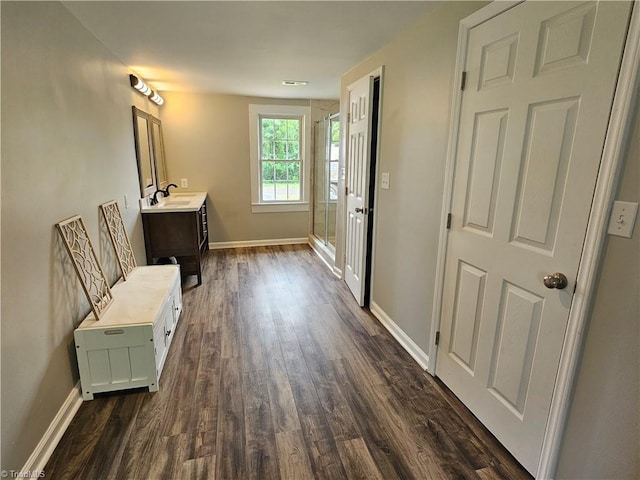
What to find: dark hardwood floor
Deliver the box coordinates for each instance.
[45,245,531,480]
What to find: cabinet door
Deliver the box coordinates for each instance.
[198,203,209,250]
[152,320,167,377]
[155,297,175,377]
[143,212,199,258]
[163,296,175,346]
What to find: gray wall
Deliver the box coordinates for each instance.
[1,1,157,470]
[160,93,337,243]
[556,92,639,479]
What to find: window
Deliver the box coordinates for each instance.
[260,117,301,202]
[249,104,310,213]
[329,116,340,201]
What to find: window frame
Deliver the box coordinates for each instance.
[249,104,311,213]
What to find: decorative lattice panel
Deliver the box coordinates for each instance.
[100,201,137,279]
[56,215,113,319]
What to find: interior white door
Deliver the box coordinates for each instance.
[344,74,374,305]
[436,1,632,474]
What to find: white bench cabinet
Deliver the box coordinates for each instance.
[74,265,182,400]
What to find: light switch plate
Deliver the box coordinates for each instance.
[181,178,189,188]
[607,201,638,238]
[381,172,390,190]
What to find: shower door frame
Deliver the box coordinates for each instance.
[312,112,340,256]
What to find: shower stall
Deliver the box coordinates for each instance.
[312,113,340,259]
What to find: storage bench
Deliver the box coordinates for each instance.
[74,265,182,400]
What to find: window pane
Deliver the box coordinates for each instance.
[330,161,339,182]
[261,119,274,142]
[261,118,272,137]
[262,181,276,201]
[256,114,303,203]
[287,162,300,182]
[287,182,300,201]
[262,140,274,160]
[331,119,340,143]
[274,141,286,160]
[330,119,340,161]
[274,161,287,181]
[287,141,299,160]
[287,119,300,141]
[274,119,286,141]
[274,182,300,201]
[261,118,274,159]
[262,161,275,182]
[329,161,338,201]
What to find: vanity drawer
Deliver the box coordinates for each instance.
[78,324,150,350]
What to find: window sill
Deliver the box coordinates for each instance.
[251,202,309,214]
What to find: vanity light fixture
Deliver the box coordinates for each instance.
[130,74,151,95]
[282,80,309,86]
[149,91,164,106]
[129,74,164,105]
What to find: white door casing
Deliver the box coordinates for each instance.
[344,73,374,305]
[435,1,632,475]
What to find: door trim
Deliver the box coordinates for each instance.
[342,66,384,304]
[429,2,640,478]
[364,74,383,307]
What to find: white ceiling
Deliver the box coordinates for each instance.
[63,1,438,99]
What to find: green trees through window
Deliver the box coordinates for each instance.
[260,117,301,201]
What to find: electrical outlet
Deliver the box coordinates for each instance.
[181,178,189,188]
[607,201,638,238]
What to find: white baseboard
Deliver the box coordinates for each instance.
[21,382,83,475]
[308,236,341,278]
[208,237,308,250]
[370,301,430,370]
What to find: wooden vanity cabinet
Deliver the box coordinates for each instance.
[142,197,209,285]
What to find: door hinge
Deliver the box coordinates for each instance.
[435,331,440,346]
[347,112,351,123]
[446,213,452,229]
[461,71,467,91]
[345,186,348,196]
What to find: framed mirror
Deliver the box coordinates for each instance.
[132,106,168,197]
[150,117,168,190]
[132,106,156,197]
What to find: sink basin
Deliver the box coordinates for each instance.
[140,191,207,213]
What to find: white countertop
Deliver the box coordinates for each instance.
[140,191,207,213]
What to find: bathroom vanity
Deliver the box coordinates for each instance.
[141,192,209,285]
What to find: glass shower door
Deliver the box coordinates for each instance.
[326,114,339,248]
[313,118,328,245]
[313,114,339,253]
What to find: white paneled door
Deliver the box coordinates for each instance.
[344,73,374,305]
[436,1,632,475]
